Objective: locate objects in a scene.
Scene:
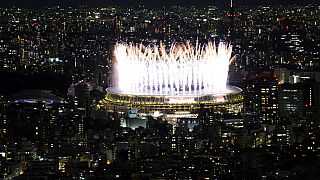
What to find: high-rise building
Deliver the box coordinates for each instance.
[274,67,290,84]
[278,83,304,118]
[198,104,215,126]
[303,79,320,108]
[243,74,278,124]
[276,79,320,119]
[74,81,93,109]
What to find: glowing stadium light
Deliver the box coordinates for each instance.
[114,41,233,96]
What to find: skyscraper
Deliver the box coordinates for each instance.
[243,74,279,124]
[278,83,304,118]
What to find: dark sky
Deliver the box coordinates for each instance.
[0,0,316,8]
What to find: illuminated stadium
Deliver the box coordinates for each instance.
[102,41,243,114]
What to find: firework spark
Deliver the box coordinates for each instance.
[114,41,233,95]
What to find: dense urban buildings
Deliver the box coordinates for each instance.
[0,2,320,179]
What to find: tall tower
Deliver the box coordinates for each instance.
[227,0,235,42]
[113,17,121,40]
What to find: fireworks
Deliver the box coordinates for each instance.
[114,41,233,95]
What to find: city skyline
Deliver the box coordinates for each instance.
[0,3,320,179]
[0,0,314,8]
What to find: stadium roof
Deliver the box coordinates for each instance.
[8,89,64,104]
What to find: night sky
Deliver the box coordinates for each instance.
[0,0,315,8]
